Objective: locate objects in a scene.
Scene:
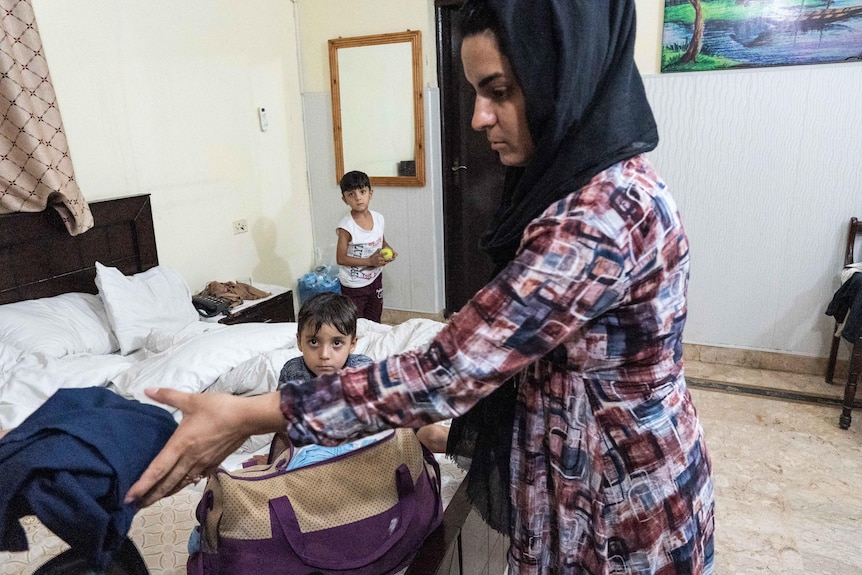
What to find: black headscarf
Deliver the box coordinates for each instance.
[446,0,659,534]
[479,0,658,267]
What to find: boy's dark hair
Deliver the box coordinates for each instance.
[339,170,371,194]
[297,292,359,339]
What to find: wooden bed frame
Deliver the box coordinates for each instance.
[0,194,157,305]
[0,194,506,575]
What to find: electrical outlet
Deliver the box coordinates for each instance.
[233,219,248,234]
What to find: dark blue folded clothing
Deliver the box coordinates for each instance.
[0,387,177,569]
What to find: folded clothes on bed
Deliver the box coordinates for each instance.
[0,387,177,569]
[197,281,271,308]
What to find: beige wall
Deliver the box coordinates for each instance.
[296,0,436,93]
[296,0,663,92]
[31,0,661,295]
[635,0,665,74]
[32,0,314,292]
[25,0,859,356]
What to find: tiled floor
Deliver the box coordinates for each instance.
[685,360,862,575]
[686,360,845,401]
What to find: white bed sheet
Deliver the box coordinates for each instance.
[0,351,143,429]
[0,316,445,433]
[0,315,453,574]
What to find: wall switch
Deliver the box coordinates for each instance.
[257,107,268,132]
[233,219,249,234]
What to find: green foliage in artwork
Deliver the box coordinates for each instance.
[661,49,740,72]
[663,0,788,25]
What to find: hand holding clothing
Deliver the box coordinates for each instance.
[125,388,283,507]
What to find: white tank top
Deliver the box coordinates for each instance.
[336,210,384,288]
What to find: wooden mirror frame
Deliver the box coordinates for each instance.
[329,30,425,187]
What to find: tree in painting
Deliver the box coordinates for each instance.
[679,0,705,64]
[662,0,862,72]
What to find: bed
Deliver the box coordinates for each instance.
[0,194,487,574]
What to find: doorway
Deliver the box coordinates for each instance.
[435,1,507,316]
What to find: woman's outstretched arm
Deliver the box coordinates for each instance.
[124,388,285,507]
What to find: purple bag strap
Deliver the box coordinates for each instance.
[270,463,419,570]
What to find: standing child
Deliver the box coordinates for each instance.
[336,170,396,323]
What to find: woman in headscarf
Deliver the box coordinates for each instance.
[128,1,715,572]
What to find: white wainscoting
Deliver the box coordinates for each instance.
[644,62,862,357]
[302,87,445,314]
[303,65,862,358]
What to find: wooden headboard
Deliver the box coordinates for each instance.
[0,194,158,305]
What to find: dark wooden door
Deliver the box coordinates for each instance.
[436,1,507,316]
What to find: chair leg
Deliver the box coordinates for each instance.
[839,341,862,429]
[826,332,841,384]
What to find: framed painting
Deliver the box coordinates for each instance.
[662,0,862,72]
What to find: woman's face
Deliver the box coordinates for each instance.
[461,31,535,167]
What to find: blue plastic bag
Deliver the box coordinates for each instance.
[297,266,341,306]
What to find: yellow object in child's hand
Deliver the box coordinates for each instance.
[380,248,393,260]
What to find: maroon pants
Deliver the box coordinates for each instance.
[341,274,383,322]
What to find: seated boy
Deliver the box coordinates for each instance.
[278,291,374,383]
[274,292,448,466]
[189,292,446,556]
[271,292,382,469]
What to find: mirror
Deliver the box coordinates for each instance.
[329,30,425,187]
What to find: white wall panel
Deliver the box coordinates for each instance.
[302,88,445,313]
[644,63,862,356]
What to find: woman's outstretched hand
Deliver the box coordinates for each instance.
[125,388,284,507]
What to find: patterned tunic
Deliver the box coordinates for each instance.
[280,156,715,575]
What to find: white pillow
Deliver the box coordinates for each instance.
[0,293,119,357]
[110,322,298,413]
[95,262,200,355]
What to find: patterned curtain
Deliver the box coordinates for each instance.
[0,0,92,235]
